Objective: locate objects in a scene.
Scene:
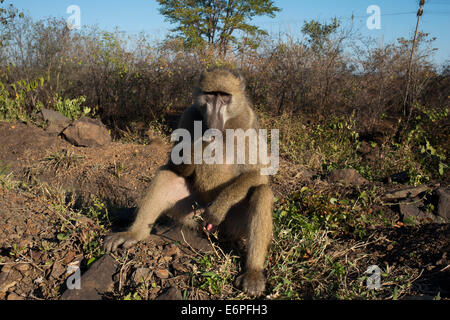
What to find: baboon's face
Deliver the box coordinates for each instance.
[198,91,232,132]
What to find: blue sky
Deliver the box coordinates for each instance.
[7,0,450,65]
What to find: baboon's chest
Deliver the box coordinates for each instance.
[192,163,236,202]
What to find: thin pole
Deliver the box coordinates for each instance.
[403,0,425,117]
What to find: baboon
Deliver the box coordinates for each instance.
[104,69,273,296]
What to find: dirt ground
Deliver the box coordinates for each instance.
[0,121,448,300]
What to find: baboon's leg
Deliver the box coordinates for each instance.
[131,167,192,232]
[104,166,191,252]
[245,184,273,272]
[234,184,273,296]
[218,200,249,241]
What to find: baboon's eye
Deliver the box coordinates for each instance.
[204,93,216,103]
[219,93,232,105]
[203,91,231,106]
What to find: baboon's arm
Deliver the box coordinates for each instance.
[168,157,195,177]
[205,170,268,226]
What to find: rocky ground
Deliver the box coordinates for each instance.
[0,114,448,300]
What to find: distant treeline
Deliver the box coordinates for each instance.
[0,14,448,132]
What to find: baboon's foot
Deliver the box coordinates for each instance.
[235,270,266,296]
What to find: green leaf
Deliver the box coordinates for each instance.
[329,197,338,205]
[360,191,368,201]
[57,233,69,241]
[87,257,97,266]
[300,186,309,193]
[202,271,217,277]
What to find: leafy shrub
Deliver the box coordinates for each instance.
[53,94,91,120]
[406,104,448,179]
[0,76,44,121]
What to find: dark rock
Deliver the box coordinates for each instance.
[62,116,111,147]
[40,108,72,135]
[156,287,182,300]
[436,188,450,220]
[399,201,434,224]
[328,169,368,186]
[60,255,118,300]
[383,185,428,201]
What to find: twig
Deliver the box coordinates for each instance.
[440,264,450,272]
[180,229,201,257]
[118,251,131,292]
[203,228,221,259]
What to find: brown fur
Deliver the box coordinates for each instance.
[104,69,273,296]
[198,69,244,95]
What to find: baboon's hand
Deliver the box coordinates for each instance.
[103,231,140,252]
[235,270,266,296]
[203,203,227,227]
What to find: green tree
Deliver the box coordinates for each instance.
[301,17,340,52]
[156,0,280,54]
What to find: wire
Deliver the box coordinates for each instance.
[424,11,450,14]
[429,1,450,5]
[351,11,417,19]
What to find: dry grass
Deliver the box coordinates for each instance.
[41,149,84,173]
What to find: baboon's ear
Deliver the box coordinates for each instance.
[237,73,246,89]
[228,68,245,88]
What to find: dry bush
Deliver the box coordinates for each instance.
[0,14,446,139]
